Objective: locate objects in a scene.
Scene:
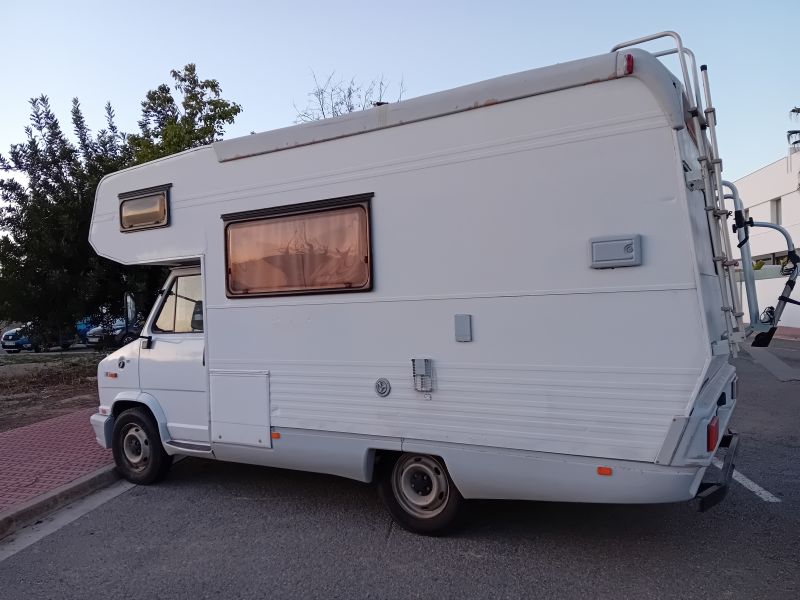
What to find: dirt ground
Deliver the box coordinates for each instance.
[0,352,101,432]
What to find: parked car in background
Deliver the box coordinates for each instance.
[76,317,97,344]
[2,328,34,353]
[1,326,73,353]
[85,319,140,348]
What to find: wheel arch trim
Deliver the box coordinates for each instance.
[111,391,172,445]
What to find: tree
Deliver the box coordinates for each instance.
[788,106,800,148]
[0,64,243,344]
[295,72,405,122]
[128,64,243,163]
[0,95,120,344]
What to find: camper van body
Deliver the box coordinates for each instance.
[89,34,765,532]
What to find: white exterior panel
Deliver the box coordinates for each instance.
[92,64,722,468]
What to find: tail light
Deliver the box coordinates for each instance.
[707,415,720,452]
[625,53,634,75]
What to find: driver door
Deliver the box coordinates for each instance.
[139,268,209,444]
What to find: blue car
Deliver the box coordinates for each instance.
[1,325,76,353]
[1,327,35,353]
[76,317,97,344]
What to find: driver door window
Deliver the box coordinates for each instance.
[154,274,203,333]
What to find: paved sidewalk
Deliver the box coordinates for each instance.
[0,408,112,513]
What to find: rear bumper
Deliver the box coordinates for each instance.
[90,413,114,449]
[692,430,739,511]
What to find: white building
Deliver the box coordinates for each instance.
[732,150,800,328]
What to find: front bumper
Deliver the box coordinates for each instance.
[692,430,739,512]
[90,413,114,449]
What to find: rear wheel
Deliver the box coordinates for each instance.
[112,408,173,485]
[378,453,463,535]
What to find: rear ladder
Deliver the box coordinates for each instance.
[612,31,799,351]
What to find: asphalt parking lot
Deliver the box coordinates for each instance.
[1,345,798,599]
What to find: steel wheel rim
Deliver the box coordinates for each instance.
[391,455,449,519]
[122,424,151,471]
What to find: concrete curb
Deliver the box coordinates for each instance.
[0,463,119,540]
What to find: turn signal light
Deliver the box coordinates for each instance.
[104,372,118,379]
[271,431,281,440]
[597,466,613,476]
[707,416,719,452]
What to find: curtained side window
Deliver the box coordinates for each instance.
[225,198,372,297]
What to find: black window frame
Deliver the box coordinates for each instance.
[221,193,374,299]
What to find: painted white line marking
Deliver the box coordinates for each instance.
[712,458,781,503]
[0,480,135,562]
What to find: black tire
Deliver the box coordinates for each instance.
[112,407,173,485]
[377,453,463,536]
[120,333,136,346]
[5,350,20,354]
[60,343,72,350]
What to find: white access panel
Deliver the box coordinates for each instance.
[210,370,270,448]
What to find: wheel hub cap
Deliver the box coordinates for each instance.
[122,425,151,471]
[392,455,450,519]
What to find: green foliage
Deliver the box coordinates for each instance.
[0,95,104,342]
[127,64,242,163]
[0,65,242,340]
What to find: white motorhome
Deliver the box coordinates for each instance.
[89,32,797,534]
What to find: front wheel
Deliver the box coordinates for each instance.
[111,408,173,485]
[378,453,463,535]
[120,333,137,346]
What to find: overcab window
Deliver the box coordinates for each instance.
[224,194,373,297]
[119,184,171,232]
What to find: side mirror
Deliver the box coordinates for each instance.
[124,292,136,327]
[190,301,203,331]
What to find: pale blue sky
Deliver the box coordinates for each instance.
[2,0,797,180]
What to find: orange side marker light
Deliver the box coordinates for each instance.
[104,372,118,379]
[271,432,281,440]
[597,466,613,476]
